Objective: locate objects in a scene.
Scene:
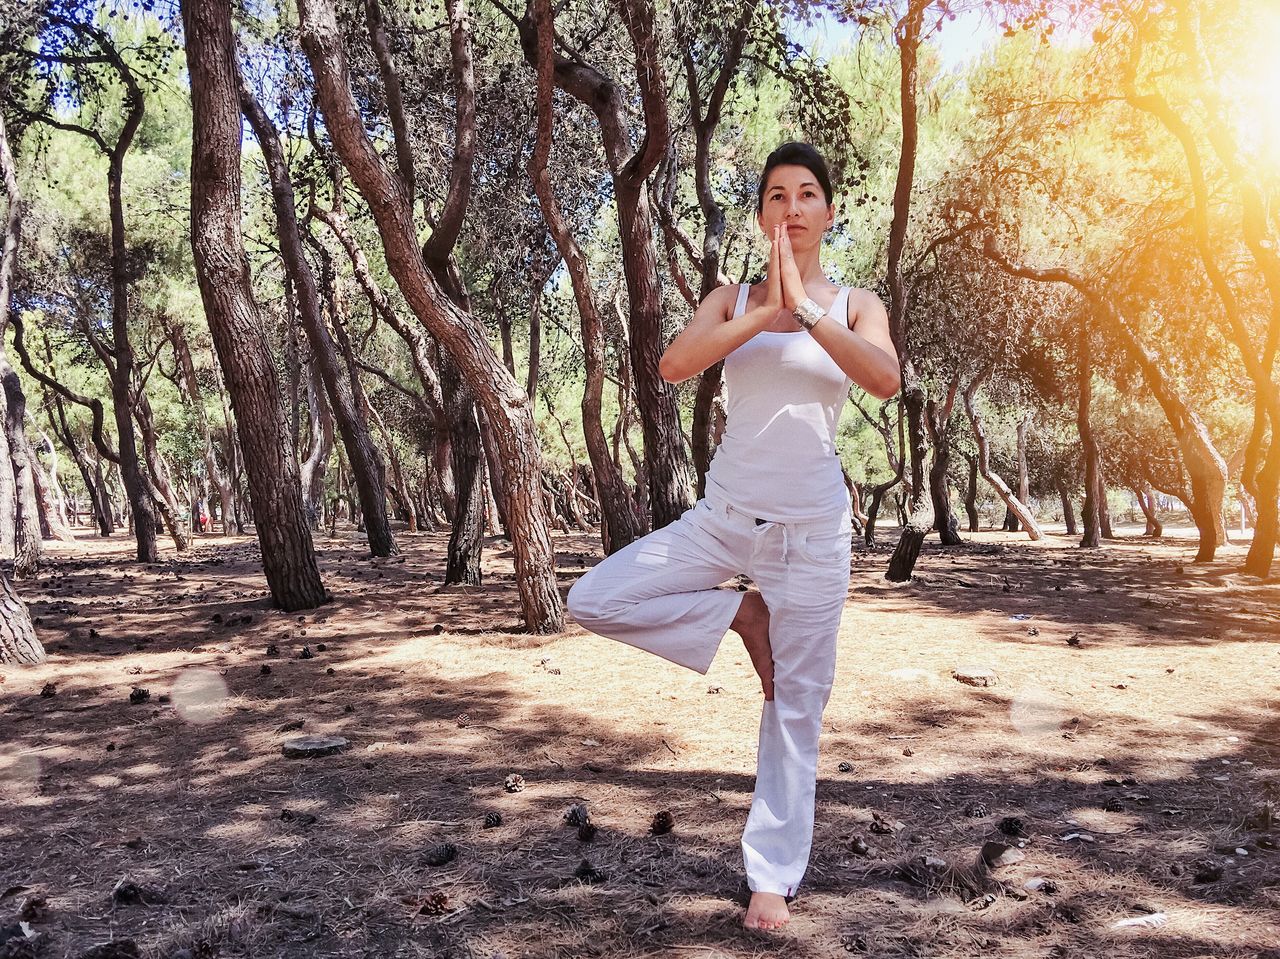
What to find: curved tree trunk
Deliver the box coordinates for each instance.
[184,0,327,611]
[299,0,561,630]
[963,368,1043,541]
[169,322,234,537]
[299,362,335,528]
[241,89,397,558]
[528,11,643,555]
[514,0,694,529]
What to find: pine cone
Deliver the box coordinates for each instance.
[998,816,1026,837]
[424,843,458,867]
[128,687,150,705]
[650,810,675,835]
[409,891,450,916]
[577,822,598,843]
[574,859,606,884]
[503,773,525,793]
[964,802,990,818]
[483,812,503,829]
[837,761,854,773]
[563,803,590,827]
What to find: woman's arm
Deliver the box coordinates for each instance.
[808,290,901,399]
[773,226,900,399]
[659,226,786,384]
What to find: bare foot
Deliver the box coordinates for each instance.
[731,591,774,701]
[743,891,790,930]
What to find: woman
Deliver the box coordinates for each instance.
[567,142,900,931]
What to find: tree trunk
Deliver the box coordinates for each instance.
[1057,479,1077,535]
[924,377,963,547]
[134,393,191,551]
[299,361,334,527]
[0,572,41,665]
[299,0,561,630]
[2,361,42,574]
[183,0,327,610]
[1135,484,1163,537]
[528,11,643,554]
[241,89,397,558]
[1077,325,1102,549]
[963,368,1043,540]
[1096,457,1114,539]
[963,452,980,532]
[515,0,694,529]
[169,322,234,538]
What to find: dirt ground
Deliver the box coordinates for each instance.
[2,519,1278,959]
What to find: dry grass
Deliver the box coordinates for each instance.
[1,522,1278,959]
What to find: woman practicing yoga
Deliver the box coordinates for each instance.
[567,142,901,931]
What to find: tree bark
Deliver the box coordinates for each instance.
[0,571,41,665]
[241,88,397,558]
[298,0,561,630]
[183,0,327,611]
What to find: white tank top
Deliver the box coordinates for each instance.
[703,283,853,523]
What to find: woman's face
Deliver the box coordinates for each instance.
[757,163,834,248]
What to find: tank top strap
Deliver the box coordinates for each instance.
[831,286,852,328]
[733,282,750,319]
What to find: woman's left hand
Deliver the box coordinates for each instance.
[777,224,808,310]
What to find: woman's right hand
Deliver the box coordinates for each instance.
[763,224,784,314]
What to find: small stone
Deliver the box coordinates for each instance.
[1023,877,1058,894]
[650,810,675,835]
[483,812,503,829]
[981,841,1025,868]
[951,666,998,687]
[424,843,458,867]
[503,773,525,793]
[128,687,150,705]
[315,643,327,652]
[281,735,349,759]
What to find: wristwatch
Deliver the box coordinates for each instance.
[793,298,826,331]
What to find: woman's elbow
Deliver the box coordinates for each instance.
[658,353,687,384]
[867,370,901,401]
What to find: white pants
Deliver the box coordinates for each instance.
[567,492,852,896]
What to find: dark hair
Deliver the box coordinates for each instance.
[755,142,834,213]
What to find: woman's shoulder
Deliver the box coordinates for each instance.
[841,287,889,326]
[699,281,748,319]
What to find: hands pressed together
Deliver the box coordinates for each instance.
[763,223,810,319]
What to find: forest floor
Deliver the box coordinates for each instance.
[2,519,1279,959]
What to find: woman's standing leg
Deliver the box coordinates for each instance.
[739,514,852,924]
